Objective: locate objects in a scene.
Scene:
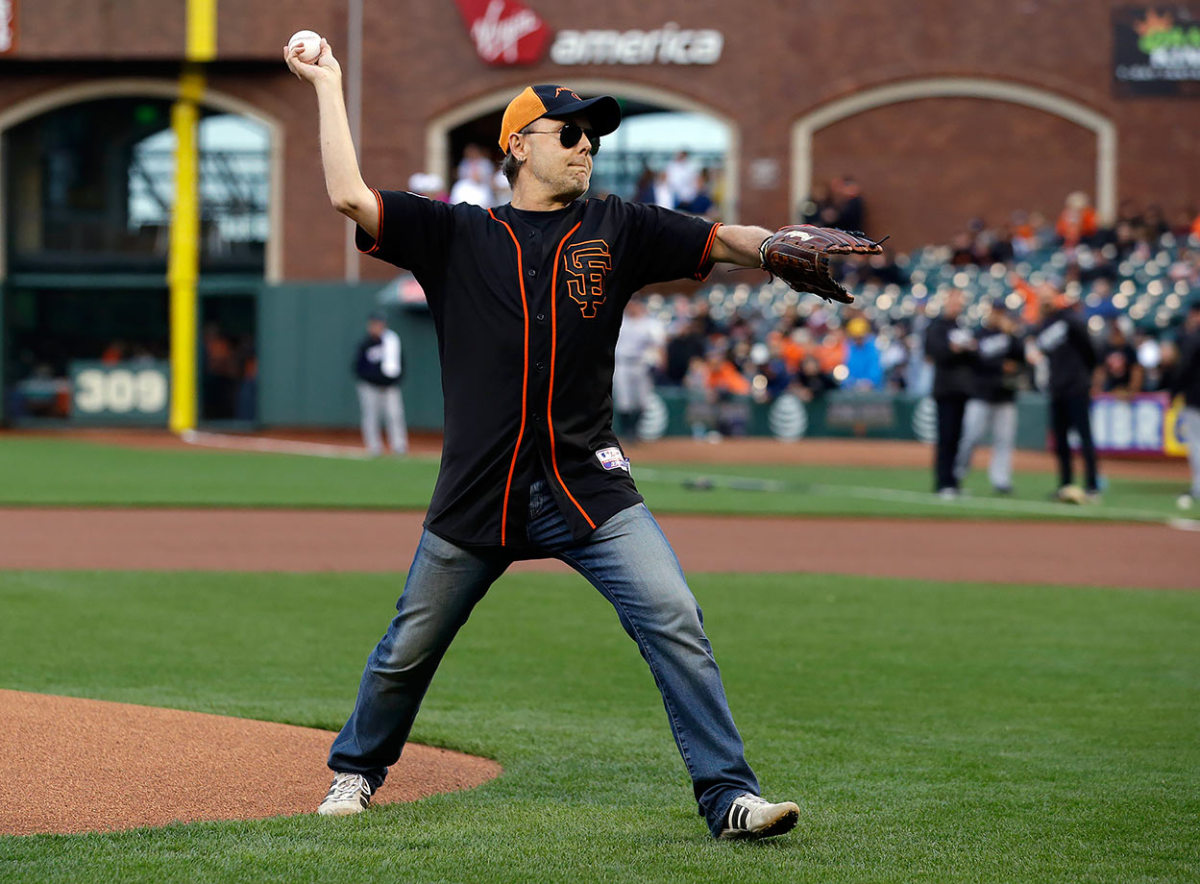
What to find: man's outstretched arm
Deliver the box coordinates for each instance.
[709,225,773,268]
[284,38,378,238]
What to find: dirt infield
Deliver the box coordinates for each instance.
[0,689,500,836]
[0,506,1195,589]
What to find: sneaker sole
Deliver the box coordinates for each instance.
[719,806,799,840]
[317,801,369,816]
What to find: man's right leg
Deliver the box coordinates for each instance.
[357,382,383,456]
[954,398,988,483]
[326,530,510,794]
[1050,396,1074,489]
[989,402,1018,491]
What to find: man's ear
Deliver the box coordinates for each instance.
[508,132,526,162]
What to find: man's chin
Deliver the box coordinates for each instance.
[554,181,589,202]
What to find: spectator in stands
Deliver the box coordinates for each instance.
[684,356,716,440]
[799,181,837,226]
[449,157,493,208]
[664,316,707,386]
[202,322,238,420]
[705,347,752,436]
[755,337,793,402]
[924,288,977,498]
[664,150,701,209]
[684,168,717,218]
[950,231,980,266]
[1032,283,1100,502]
[832,175,865,232]
[1170,303,1200,509]
[1135,330,1166,391]
[1142,204,1169,240]
[1155,340,1180,393]
[955,300,1026,494]
[1168,247,1200,287]
[407,172,446,201]
[1095,318,1143,394]
[792,355,837,403]
[843,316,883,391]
[1056,191,1099,247]
[632,164,656,203]
[813,329,847,376]
[878,326,911,392]
[652,170,675,208]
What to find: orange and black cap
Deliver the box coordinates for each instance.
[498,85,621,152]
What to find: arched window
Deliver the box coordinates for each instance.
[5,98,269,272]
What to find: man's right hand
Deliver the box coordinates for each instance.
[284,38,342,87]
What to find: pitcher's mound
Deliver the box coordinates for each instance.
[0,689,501,836]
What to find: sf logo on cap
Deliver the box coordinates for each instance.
[554,87,582,101]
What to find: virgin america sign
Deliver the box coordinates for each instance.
[453,0,551,66]
[454,0,723,67]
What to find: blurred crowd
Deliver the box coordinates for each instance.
[613,190,1200,440]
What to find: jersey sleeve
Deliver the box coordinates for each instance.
[355,189,454,275]
[622,201,721,288]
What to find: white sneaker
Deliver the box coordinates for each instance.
[719,793,800,840]
[317,772,373,816]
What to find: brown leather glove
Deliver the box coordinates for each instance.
[759,225,886,304]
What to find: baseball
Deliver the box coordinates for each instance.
[288,30,322,64]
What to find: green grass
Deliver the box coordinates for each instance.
[2,570,1198,882]
[0,436,1190,523]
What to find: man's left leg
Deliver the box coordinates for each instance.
[529,499,794,839]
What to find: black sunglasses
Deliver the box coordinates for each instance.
[525,123,600,155]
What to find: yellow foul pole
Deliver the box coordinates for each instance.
[168,0,216,432]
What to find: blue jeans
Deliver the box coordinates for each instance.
[328,480,760,837]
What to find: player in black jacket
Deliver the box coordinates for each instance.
[924,288,977,496]
[1170,302,1200,509]
[955,300,1026,493]
[1032,283,1100,501]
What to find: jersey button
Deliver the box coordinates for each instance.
[527,269,537,278]
[536,313,545,322]
[535,361,545,371]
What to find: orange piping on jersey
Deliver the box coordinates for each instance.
[489,209,531,546]
[548,221,596,530]
[692,222,721,280]
[358,188,385,255]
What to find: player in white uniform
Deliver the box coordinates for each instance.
[612,298,666,442]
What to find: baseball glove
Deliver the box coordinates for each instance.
[759,225,886,304]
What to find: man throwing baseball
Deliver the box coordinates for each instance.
[287,36,878,840]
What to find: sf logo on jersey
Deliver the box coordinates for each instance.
[563,240,612,318]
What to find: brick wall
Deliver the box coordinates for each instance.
[1,0,1196,276]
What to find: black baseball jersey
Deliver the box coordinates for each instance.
[924,316,976,398]
[970,329,1025,403]
[1034,307,1097,398]
[357,190,720,550]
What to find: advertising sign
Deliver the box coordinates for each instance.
[454,0,723,67]
[70,361,170,425]
[1087,392,1186,456]
[1113,6,1200,96]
